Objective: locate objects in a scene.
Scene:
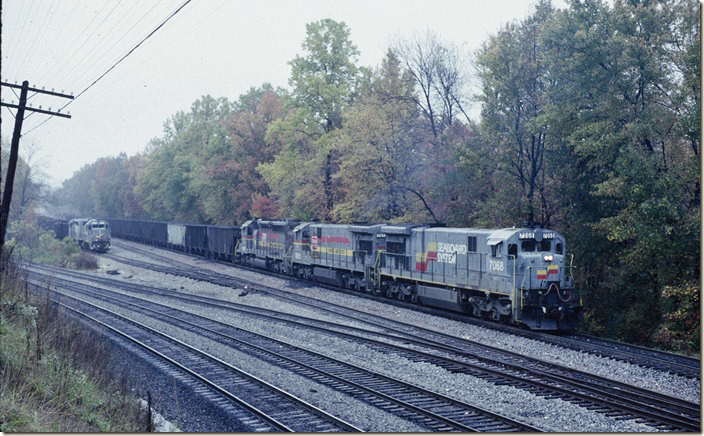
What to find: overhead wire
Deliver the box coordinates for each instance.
[22,0,194,136]
[4,0,29,60]
[41,0,113,84]
[92,0,229,98]
[49,0,123,81]
[31,0,82,85]
[59,1,146,90]
[9,0,38,78]
[65,0,168,92]
[16,0,60,81]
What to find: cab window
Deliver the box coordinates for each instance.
[556,242,563,254]
[467,236,477,252]
[539,240,551,252]
[491,243,502,257]
[521,240,536,252]
[508,243,517,256]
[358,240,372,254]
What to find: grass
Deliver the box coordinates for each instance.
[0,255,148,432]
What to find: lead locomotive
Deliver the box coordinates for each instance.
[68,218,111,253]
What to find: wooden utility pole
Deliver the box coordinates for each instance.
[0,80,73,248]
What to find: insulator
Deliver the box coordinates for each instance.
[48,107,52,111]
[39,105,42,109]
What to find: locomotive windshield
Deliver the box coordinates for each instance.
[520,240,552,252]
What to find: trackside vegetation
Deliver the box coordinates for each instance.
[48,0,699,353]
[0,258,146,432]
[5,213,98,270]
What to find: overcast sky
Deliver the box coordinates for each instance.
[1,0,557,187]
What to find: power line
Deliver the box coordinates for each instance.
[41,0,113,84]
[17,0,60,79]
[59,1,144,89]
[10,0,38,77]
[52,1,122,80]
[65,0,168,91]
[21,0,194,136]
[92,0,229,97]
[5,0,29,58]
[31,0,83,85]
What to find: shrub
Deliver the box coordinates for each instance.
[72,252,98,270]
[0,258,144,431]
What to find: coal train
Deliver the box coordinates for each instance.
[108,218,582,330]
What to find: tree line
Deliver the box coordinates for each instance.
[47,0,699,352]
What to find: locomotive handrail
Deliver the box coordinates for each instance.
[519,266,531,310]
[508,254,517,304]
[283,244,294,268]
[374,250,384,286]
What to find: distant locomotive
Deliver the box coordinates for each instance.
[108,218,582,330]
[68,218,111,252]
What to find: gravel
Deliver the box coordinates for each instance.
[44,248,679,432]
[105,240,700,404]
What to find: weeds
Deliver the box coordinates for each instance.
[73,252,99,270]
[0,254,145,432]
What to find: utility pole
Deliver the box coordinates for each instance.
[0,80,73,249]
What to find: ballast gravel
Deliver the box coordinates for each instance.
[55,269,659,431]
[106,240,700,404]
[48,239,697,431]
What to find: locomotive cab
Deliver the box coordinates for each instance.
[85,219,111,252]
[511,229,581,330]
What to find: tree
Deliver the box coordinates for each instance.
[224,85,284,223]
[1,139,47,223]
[260,19,362,220]
[136,95,233,222]
[476,0,556,226]
[289,19,360,132]
[537,0,700,345]
[334,50,439,223]
[393,31,471,139]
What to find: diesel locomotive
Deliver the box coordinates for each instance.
[68,218,111,252]
[108,218,582,330]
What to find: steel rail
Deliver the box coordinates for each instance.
[28,270,538,432]
[27,264,700,432]
[26,278,361,433]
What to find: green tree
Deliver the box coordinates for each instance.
[476,0,556,226]
[334,50,437,223]
[539,0,700,345]
[289,19,360,132]
[136,95,233,222]
[261,19,363,220]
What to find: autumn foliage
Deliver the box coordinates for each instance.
[49,2,700,353]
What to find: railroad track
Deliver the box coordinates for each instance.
[110,239,701,379]
[25,273,360,432]
[28,264,701,431]
[27,266,539,432]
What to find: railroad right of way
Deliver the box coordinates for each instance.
[26,262,699,432]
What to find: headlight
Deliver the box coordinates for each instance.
[543,255,553,262]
